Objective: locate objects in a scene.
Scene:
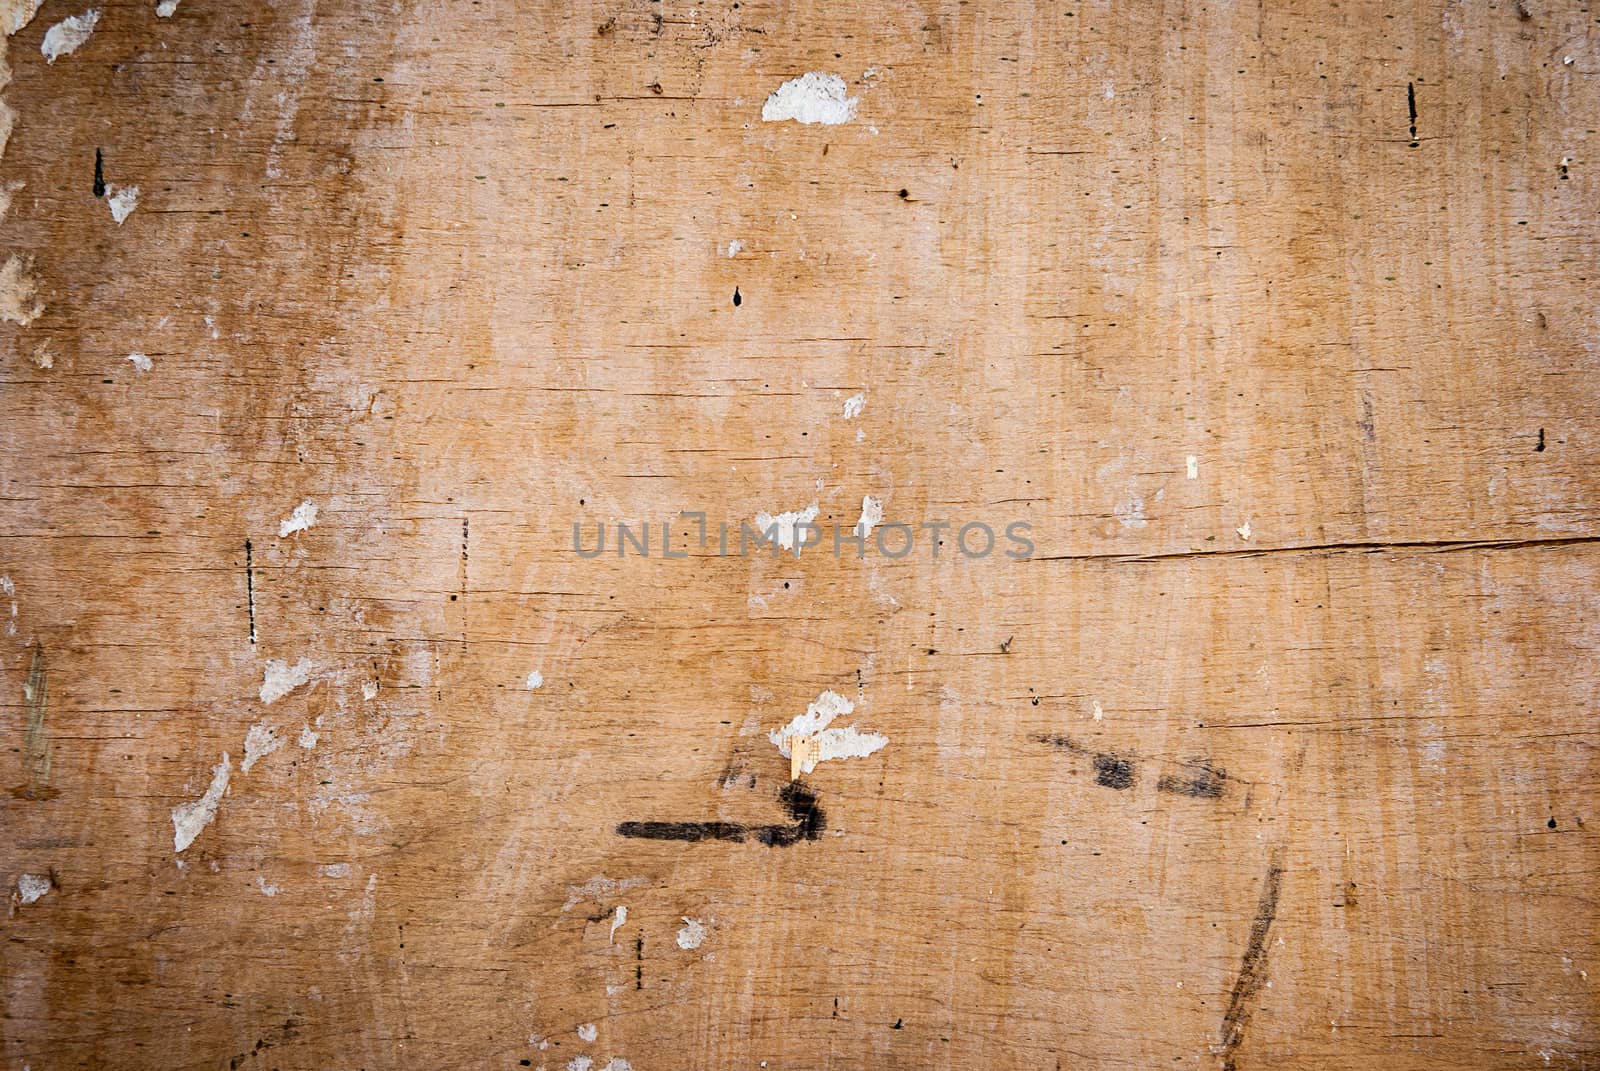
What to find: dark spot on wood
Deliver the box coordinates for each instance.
[1218,851,1285,1071]
[732,286,742,307]
[1158,761,1225,799]
[93,147,105,198]
[1093,753,1134,790]
[1536,427,1546,452]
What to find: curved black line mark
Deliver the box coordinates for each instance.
[616,780,825,846]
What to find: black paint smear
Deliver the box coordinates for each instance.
[1218,852,1285,1071]
[616,780,825,846]
[1092,754,1134,790]
[635,932,644,989]
[1407,82,1418,147]
[244,539,256,645]
[93,148,105,198]
[732,286,742,307]
[1536,427,1546,452]
[1158,762,1226,799]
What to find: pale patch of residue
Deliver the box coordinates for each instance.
[726,239,744,258]
[568,1058,592,1071]
[278,499,318,537]
[126,352,151,372]
[155,0,178,15]
[16,873,49,904]
[1236,519,1252,541]
[318,862,353,878]
[172,752,232,852]
[577,1024,598,1043]
[1186,455,1198,479]
[40,9,98,63]
[0,0,43,36]
[1114,495,1147,529]
[761,71,857,125]
[525,670,544,690]
[0,178,22,223]
[297,725,318,748]
[361,679,379,701]
[843,391,866,419]
[106,183,138,223]
[256,876,280,896]
[562,875,645,912]
[752,503,818,553]
[677,916,706,949]
[240,722,282,773]
[0,255,43,326]
[260,658,313,704]
[769,689,889,775]
[1092,700,1104,722]
[608,904,627,942]
[853,495,882,540]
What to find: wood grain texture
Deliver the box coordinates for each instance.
[1,0,1596,1068]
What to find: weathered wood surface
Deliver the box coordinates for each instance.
[2,0,1597,1068]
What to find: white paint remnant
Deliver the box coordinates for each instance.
[318,863,353,878]
[752,503,819,553]
[761,72,857,125]
[525,670,544,690]
[726,239,744,258]
[853,495,882,540]
[1092,700,1104,722]
[0,575,11,596]
[1236,519,1252,541]
[568,1058,593,1071]
[608,904,627,942]
[171,752,232,852]
[601,1061,632,1071]
[297,725,318,748]
[0,0,42,36]
[256,876,279,896]
[278,499,318,537]
[0,255,43,326]
[155,0,178,15]
[577,1024,598,1043]
[106,184,139,224]
[260,658,313,705]
[677,917,706,950]
[40,9,98,63]
[240,722,282,773]
[561,875,645,911]
[16,873,49,904]
[1114,496,1147,529]
[0,178,23,224]
[1186,455,1198,479]
[769,690,889,775]
[842,391,866,419]
[126,352,151,372]
[361,679,379,701]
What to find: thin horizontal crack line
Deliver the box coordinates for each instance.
[1031,534,1600,565]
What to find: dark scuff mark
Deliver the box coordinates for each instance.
[244,539,256,645]
[1218,851,1286,1071]
[732,286,742,307]
[93,147,105,198]
[1536,427,1546,452]
[1407,82,1418,147]
[616,780,825,846]
[1158,761,1226,799]
[1092,753,1134,790]
[635,932,644,989]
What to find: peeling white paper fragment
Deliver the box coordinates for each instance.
[260,658,313,705]
[171,752,232,852]
[854,495,882,540]
[843,391,866,419]
[677,916,706,950]
[769,690,889,775]
[126,352,151,372]
[525,669,544,690]
[155,0,178,15]
[761,72,857,125]
[16,873,49,904]
[608,904,627,942]
[1186,455,1198,479]
[726,239,744,258]
[240,722,282,773]
[40,9,98,63]
[752,503,819,553]
[106,183,138,224]
[0,254,44,326]
[577,1023,598,1043]
[1236,519,1252,541]
[278,499,318,537]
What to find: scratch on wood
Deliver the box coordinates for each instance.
[1218,850,1286,1071]
[14,645,53,799]
[244,539,256,645]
